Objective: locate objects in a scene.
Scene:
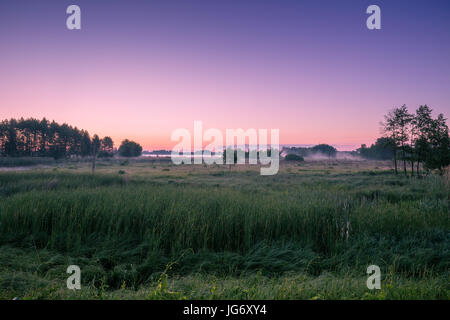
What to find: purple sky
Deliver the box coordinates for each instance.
[1,0,449,150]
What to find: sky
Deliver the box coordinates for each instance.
[0,0,449,151]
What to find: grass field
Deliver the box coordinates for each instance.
[0,158,448,299]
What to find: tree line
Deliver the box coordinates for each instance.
[359,105,450,175]
[0,118,116,159]
[283,144,338,158]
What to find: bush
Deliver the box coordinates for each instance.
[118,140,142,157]
[311,144,337,158]
[284,154,304,162]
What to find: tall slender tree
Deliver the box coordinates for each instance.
[413,105,433,175]
[381,110,399,174]
[426,114,450,174]
[91,134,101,173]
[394,106,413,175]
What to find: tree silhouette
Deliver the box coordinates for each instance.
[358,137,396,160]
[118,139,142,157]
[381,105,449,176]
[99,136,114,157]
[91,134,101,172]
[311,144,337,158]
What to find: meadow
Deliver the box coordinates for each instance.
[0,158,448,299]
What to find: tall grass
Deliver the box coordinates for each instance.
[0,167,448,294]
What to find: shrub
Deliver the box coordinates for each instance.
[118,140,143,157]
[284,154,304,162]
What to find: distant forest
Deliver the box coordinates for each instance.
[0,118,114,159]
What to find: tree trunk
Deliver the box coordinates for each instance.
[403,150,407,176]
[92,145,97,173]
[393,151,398,175]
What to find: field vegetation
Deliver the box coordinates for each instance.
[0,158,448,299]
